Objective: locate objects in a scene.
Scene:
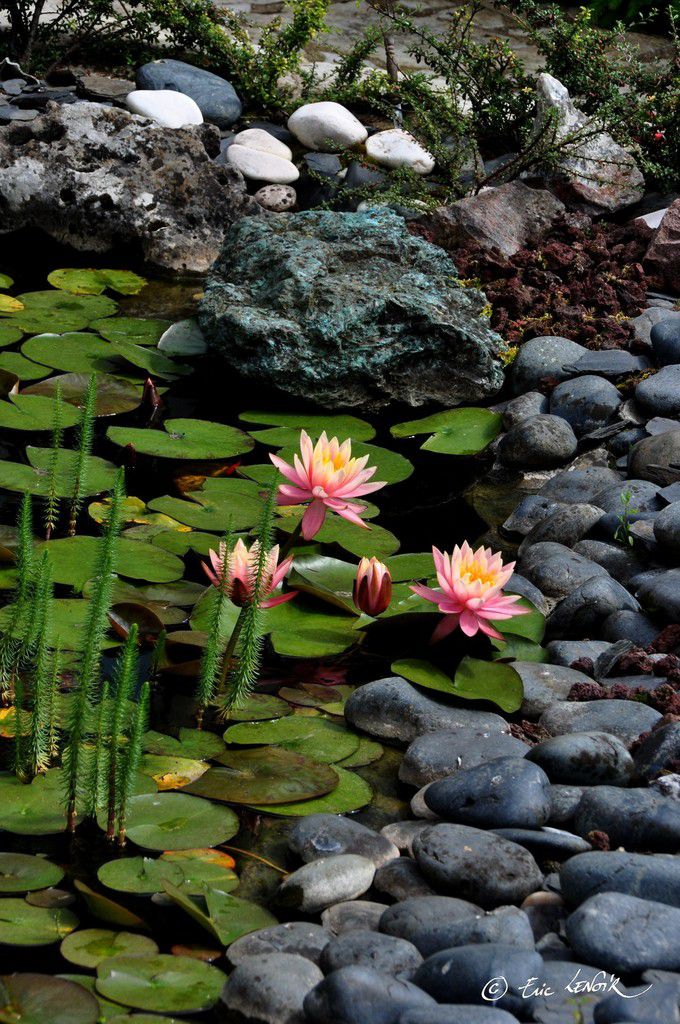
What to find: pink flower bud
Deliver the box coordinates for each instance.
[353,557,392,617]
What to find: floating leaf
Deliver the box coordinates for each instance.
[101,793,239,851]
[239,410,375,443]
[492,598,545,644]
[391,657,458,696]
[223,716,359,763]
[0,352,50,381]
[0,295,23,313]
[163,884,276,947]
[159,849,237,896]
[152,530,215,557]
[94,316,171,345]
[336,737,383,768]
[0,598,119,652]
[90,496,189,531]
[22,333,120,374]
[0,323,22,347]
[157,319,207,356]
[187,747,339,805]
[288,554,358,613]
[48,269,147,296]
[0,274,13,289]
[149,477,263,531]
[24,372,143,416]
[0,853,63,893]
[0,393,81,431]
[249,765,372,816]
[73,880,149,930]
[97,858,185,897]
[221,693,291,721]
[61,928,159,968]
[139,754,208,790]
[58,975,136,1023]
[2,290,117,333]
[391,407,502,455]
[0,974,99,1024]
[108,419,253,461]
[143,728,225,760]
[39,536,183,588]
[109,602,165,643]
[491,637,549,663]
[276,511,399,560]
[266,598,361,658]
[0,445,116,499]
[394,656,522,713]
[0,899,78,945]
[384,553,434,581]
[96,954,225,1014]
[0,775,67,834]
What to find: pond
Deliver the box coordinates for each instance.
[0,232,541,1019]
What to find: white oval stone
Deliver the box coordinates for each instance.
[227,144,299,184]
[126,89,203,129]
[254,184,297,212]
[365,128,435,175]
[233,128,293,162]
[288,101,367,152]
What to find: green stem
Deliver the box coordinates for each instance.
[279,520,303,561]
[217,605,248,694]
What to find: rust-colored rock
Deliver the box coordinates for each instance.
[644,198,680,294]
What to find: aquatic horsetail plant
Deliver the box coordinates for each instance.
[0,494,35,694]
[106,623,140,840]
[195,525,234,727]
[63,468,125,832]
[13,551,53,778]
[116,681,149,848]
[44,380,64,540]
[68,373,98,537]
[24,553,56,778]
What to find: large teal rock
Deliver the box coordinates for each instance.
[199,209,505,410]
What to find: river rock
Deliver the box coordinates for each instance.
[547,784,586,826]
[636,365,680,416]
[374,858,437,901]
[503,495,562,537]
[424,757,551,829]
[401,905,534,959]
[511,335,587,393]
[303,966,434,1024]
[227,144,299,183]
[288,101,367,151]
[413,824,542,907]
[633,722,680,781]
[520,548,608,602]
[233,127,293,160]
[126,89,203,127]
[636,568,680,622]
[254,184,297,212]
[288,814,398,869]
[199,209,505,410]
[320,930,423,975]
[573,786,680,851]
[533,73,644,211]
[502,391,549,430]
[498,415,578,468]
[645,199,680,294]
[136,58,241,126]
[549,375,622,436]
[566,893,680,973]
[0,101,258,274]
[546,640,611,667]
[398,1009,520,1024]
[601,608,660,646]
[365,128,434,174]
[221,952,323,1024]
[539,699,660,744]
[413,944,544,1015]
[321,901,386,935]
[653,501,680,554]
[227,922,329,967]
[571,348,650,377]
[540,465,621,504]
[379,896,480,947]
[651,317,680,365]
[594,981,680,1024]
[572,539,646,586]
[629,429,680,486]
[344,677,508,743]
[277,854,375,913]
[380,821,432,856]
[561,850,680,908]
[547,576,639,638]
[493,826,591,858]
[399,728,527,787]
[525,960,612,1023]
[518,504,605,556]
[526,732,634,786]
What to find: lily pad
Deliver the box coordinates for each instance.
[0,295,23,313]
[143,729,225,760]
[2,290,117,333]
[0,445,117,499]
[163,884,277,947]
[59,975,136,1023]
[73,880,149,931]
[221,693,292,721]
[223,716,359,763]
[384,553,434,581]
[239,410,375,443]
[0,393,82,432]
[0,853,63,893]
[276,511,399,560]
[138,754,208,791]
[393,656,523,714]
[96,954,225,1014]
[94,317,171,345]
[101,793,239,851]
[92,578,204,608]
[48,269,147,296]
[61,928,159,968]
[159,849,238,896]
[97,857,186,896]
[157,319,207,356]
[0,598,119,652]
[24,372,143,416]
[0,275,13,289]
[288,555,358,613]
[187,747,339,805]
[149,477,263,531]
[249,765,372,816]
[0,775,67,834]
[391,407,502,455]
[0,974,99,1024]
[266,598,361,659]
[492,598,545,643]
[40,536,183,588]
[108,419,253,461]
[109,602,165,643]
[152,530,215,557]
[0,351,50,381]
[336,737,384,768]
[0,899,78,945]
[22,333,120,374]
[0,323,23,347]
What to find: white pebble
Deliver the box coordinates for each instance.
[126,89,203,129]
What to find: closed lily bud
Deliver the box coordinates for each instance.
[353,557,392,616]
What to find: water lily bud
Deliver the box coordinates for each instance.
[353,557,392,616]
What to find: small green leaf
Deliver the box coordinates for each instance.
[107,419,254,460]
[453,656,523,713]
[391,407,502,455]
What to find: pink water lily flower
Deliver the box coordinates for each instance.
[269,430,387,540]
[202,538,296,608]
[353,557,392,617]
[410,542,529,641]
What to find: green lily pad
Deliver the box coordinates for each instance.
[239,410,375,443]
[91,578,203,608]
[0,598,119,652]
[96,954,225,1014]
[187,747,339,805]
[22,333,120,374]
[94,317,171,345]
[0,775,67,834]
[391,407,502,455]
[61,928,159,968]
[108,419,253,461]
[0,445,117,498]
[101,793,239,851]
[250,765,372,816]
[138,754,209,790]
[492,598,545,643]
[0,323,23,347]
[0,974,99,1024]
[0,393,81,431]
[336,737,384,768]
[2,290,117,333]
[73,880,149,931]
[97,858,185,897]
[384,553,434,581]
[48,269,147,296]
[0,352,50,381]
[288,555,358,613]
[0,275,13,289]
[149,477,264,531]
[276,510,399,560]
[152,530,215,557]
[108,340,189,380]
[24,372,143,416]
[491,636,549,663]
[159,849,238,896]
[0,853,63,893]
[221,693,292,721]
[143,729,225,761]
[157,319,207,356]
[59,975,134,1023]
[266,598,361,659]
[393,656,523,713]
[39,536,183,589]
[223,716,359,763]
[163,884,276,947]
[0,899,78,945]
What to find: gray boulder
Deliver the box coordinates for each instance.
[498,414,578,468]
[136,58,242,127]
[199,209,505,410]
[511,335,587,393]
[221,952,322,1024]
[566,893,680,973]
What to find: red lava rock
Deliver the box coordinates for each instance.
[648,624,680,655]
[569,657,595,676]
[586,830,610,851]
[567,682,605,701]
[613,651,654,676]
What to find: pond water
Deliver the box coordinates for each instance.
[0,231,525,1017]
